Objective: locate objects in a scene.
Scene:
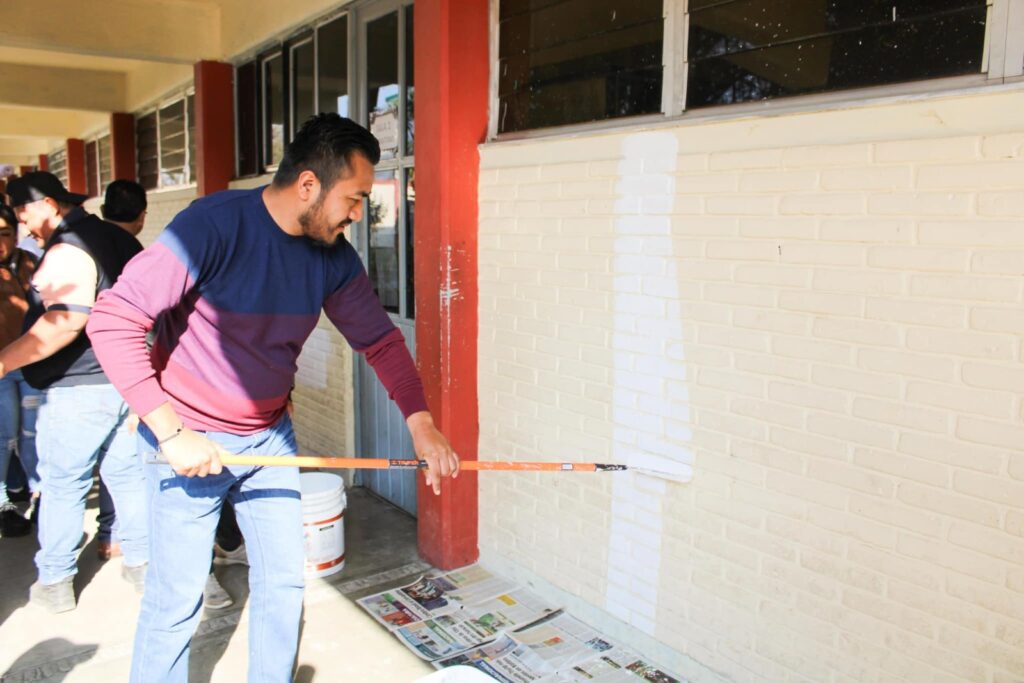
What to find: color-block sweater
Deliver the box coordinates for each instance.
[87,188,426,434]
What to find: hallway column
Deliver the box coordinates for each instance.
[193,61,235,196]
[414,0,489,568]
[110,112,137,181]
[65,138,86,193]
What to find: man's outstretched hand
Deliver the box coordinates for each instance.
[407,411,458,495]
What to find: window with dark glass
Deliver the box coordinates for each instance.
[85,140,99,198]
[98,134,112,191]
[367,12,401,162]
[47,148,68,188]
[236,61,259,177]
[318,16,349,117]
[262,52,285,167]
[497,0,664,133]
[369,168,400,313]
[356,4,414,320]
[291,37,316,134]
[136,112,159,190]
[404,167,415,318]
[135,95,195,190]
[159,99,187,187]
[686,0,988,109]
[187,95,196,183]
[405,4,414,155]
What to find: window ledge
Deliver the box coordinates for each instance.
[485,75,1024,146]
[147,185,198,200]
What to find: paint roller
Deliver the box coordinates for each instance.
[145,453,690,481]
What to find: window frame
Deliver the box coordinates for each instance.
[47,147,68,190]
[259,48,286,171]
[288,31,317,138]
[488,0,1024,140]
[354,0,416,319]
[134,88,197,191]
[235,9,355,178]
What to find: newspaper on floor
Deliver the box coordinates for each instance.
[435,611,686,683]
[357,564,557,660]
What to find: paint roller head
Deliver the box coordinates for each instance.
[623,452,691,483]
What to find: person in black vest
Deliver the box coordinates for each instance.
[0,172,149,613]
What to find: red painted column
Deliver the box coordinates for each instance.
[110,112,137,181]
[415,0,488,569]
[194,61,235,196]
[65,139,87,194]
[19,166,35,176]
[37,155,48,171]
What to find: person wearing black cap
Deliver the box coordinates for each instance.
[1,171,149,613]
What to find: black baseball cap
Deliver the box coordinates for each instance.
[6,171,88,208]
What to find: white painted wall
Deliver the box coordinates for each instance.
[477,86,1024,683]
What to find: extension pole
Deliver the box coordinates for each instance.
[149,453,627,472]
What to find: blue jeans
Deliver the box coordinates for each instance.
[34,384,148,583]
[0,370,41,504]
[97,478,118,543]
[131,415,304,683]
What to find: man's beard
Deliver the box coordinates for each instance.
[298,195,350,247]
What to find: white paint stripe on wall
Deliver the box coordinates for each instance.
[606,133,692,636]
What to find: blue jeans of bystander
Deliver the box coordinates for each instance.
[34,384,148,583]
[0,370,41,504]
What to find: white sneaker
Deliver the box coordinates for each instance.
[213,541,249,566]
[203,573,233,610]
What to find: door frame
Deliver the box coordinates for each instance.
[350,0,418,504]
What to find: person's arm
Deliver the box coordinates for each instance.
[0,243,96,375]
[324,262,458,495]
[87,221,229,477]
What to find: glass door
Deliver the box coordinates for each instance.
[352,0,418,515]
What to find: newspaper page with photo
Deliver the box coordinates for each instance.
[358,565,685,681]
[397,589,557,660]
[358,565,558,660]
[435,611,686,683]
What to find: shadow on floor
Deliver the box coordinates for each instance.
[2,639,97,681]
[0,483,426,681]
[0,531,35,627]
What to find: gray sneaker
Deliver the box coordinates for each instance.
[121,562,147,594]
[203,572,234,610]
[30,576,76,613]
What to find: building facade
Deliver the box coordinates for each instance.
[3,1,1023,680]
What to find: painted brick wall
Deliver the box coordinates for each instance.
[477,88,1024,682]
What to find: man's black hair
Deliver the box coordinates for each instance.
[272,113,381,190]
[102,180,148,222]
[0,203,16,231]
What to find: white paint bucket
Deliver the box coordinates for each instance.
[300,472,346,579]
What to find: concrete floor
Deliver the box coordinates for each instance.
[0,484,437,682]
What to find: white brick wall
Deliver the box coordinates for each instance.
[478,88,1024,682]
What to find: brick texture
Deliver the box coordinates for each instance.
[477,91,1024,682]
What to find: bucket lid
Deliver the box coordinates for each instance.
[300,472,344,498]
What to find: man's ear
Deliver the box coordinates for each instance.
[297,170,320,202]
